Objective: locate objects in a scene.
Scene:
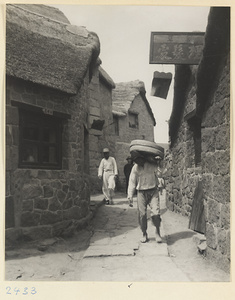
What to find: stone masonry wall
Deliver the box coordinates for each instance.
[201,56,230,272]
[165,66,200,216]
[115,94,154,144]
[115,95,155,191]
[165,125,201,217]
[165,56,230,272]
[5,75,91,246]
[88,67,115,194]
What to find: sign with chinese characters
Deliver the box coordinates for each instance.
[150,32,205,65]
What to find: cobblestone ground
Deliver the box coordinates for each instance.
[5,192,230,282]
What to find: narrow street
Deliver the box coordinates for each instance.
[4,5,231,292]
[5,192,229,282]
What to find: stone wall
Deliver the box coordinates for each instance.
[114,94,155,191]
[88,67,115,194]
[5,75,91,245]
[165,128,201,216]
[166,66,200,215]
[115,94,154,144]
[165,56,230,272]
[201,56,230,272]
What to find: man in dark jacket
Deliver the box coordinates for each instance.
[124,156,134,195]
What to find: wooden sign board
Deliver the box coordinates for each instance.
[151,71,172,99]
[150,32,205,65]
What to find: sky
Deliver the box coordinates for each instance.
[52,5,210,143]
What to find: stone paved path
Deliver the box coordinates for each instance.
[5,192,229,282]
[84,194,167,258]
[78,193,190,281]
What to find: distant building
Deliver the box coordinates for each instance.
[5,4,100,245]
[165,7,230,272]
[112,80,156,191]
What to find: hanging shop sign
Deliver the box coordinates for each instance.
[151,71,172,99]
[149,32,205,65]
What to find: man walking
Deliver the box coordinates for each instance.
[98,148,118,205]
[127,151,162,243]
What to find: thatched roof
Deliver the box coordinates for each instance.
[196,7,230,117]
[6,4,100,95]
[14,4,71,23]
[99,66,115,89]
[112,80,156,125]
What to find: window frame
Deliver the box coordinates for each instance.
[19,109,63,169]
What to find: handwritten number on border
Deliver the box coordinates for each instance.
[6,286,37,295]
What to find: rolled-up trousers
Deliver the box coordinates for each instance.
[137,188,160,234]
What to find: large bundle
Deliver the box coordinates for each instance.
[130,140,164,163]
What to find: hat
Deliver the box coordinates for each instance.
[103,148,109,153]
[126,156,132,160]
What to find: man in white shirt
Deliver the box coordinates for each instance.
[127,151,162,243]
[98,148,118,205]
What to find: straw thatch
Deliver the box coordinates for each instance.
[13,4,71,23]
[196,7,230,117]
[169,7,230,144]
[6,4,100,95]
[112,80,156,125]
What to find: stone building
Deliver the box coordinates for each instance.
[88,65,116,194]
[165,7,230,272]
[112,80,156,191]
[5,4,100,245]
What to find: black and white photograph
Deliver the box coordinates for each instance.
[1,0,233,298]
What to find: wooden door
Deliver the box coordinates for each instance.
[189,180,206,234]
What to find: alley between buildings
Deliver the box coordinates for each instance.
[5,5,230,278]
[5,192,229,282]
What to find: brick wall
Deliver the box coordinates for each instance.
[5,75,91,245]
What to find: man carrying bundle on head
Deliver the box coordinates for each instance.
[127,140,164,243]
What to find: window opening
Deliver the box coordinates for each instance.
[129,112,138,129]
[19,110,62,169]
